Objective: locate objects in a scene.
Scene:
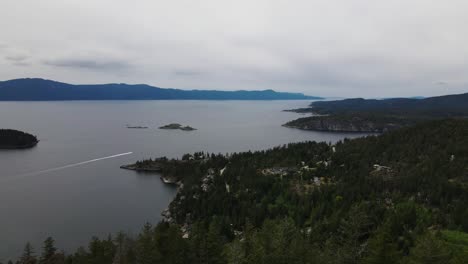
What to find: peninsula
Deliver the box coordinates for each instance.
[284,92,468,132]
[120,153,207,185]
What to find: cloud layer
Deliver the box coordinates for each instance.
[1,0,468,97]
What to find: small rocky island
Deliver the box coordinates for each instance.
[0,129,39,149]
[159,123,197,131]
[126,125,148,129]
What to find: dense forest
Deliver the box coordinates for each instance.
[0,129,38,149]
[6,119,468,263]
[284,92,468,132]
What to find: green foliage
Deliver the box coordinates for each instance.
[39,237,63,264]
[135,223,161,264]
[189,219,226,264]
[405,232,452,264]
[19,242,37,264]
[225,218,311,264]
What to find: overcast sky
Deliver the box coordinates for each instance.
[1,0,468,97]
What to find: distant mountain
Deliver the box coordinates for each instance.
[0,78,321,101]
[284,92,468,132]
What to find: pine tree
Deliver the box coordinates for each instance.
[363,230,400,264]
[19,242,37,264]
[39,237,57,264]
[88,236,115,264]
[113,232,130,264]
[136,223,161,264]
[405,233,452,264]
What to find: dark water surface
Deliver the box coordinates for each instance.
[0,100,363,260]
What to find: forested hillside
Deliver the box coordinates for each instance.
[284,92,468,132]
[305,93,468,116]
[8,119,468,263]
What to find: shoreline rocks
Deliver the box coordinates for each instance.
[120,164,163,172]
[283,115,407,133]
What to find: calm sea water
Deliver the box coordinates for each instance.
[0,100,363,260]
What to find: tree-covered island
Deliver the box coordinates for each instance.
[0,129,38,149]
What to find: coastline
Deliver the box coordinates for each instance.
[0,140,39,150]
[281,124,382,133]
[120,161,184,225]
[120,164,162,172]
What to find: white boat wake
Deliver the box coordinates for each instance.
[2,152,133,182]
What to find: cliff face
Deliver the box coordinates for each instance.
[283,116,407,133]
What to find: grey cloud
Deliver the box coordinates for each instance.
[43,58,130,71]
[12,61,30,67]
[4,52,31,67]
[2,1,468,97]
[173,70,202,76]
[5,55,29,62]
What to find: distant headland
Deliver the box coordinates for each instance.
[284,92,468,133]
[0,78,322,101]
[0,129,38,149]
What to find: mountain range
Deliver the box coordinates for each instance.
[0,78,320,101]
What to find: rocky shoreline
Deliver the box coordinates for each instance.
[283,114,410,133]
[120,161,183,224]
[0,141,39,149]
[284,118,402,133]
[120,164,163,172]
[120,164,183,185]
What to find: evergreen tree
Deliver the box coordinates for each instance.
[113,232,134,264]
[87,236,115,264]
[364,229,401,264]
[19,242,37,264]
[135,223,161,264]
[405,233,452,264]
[39,237,57,264]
